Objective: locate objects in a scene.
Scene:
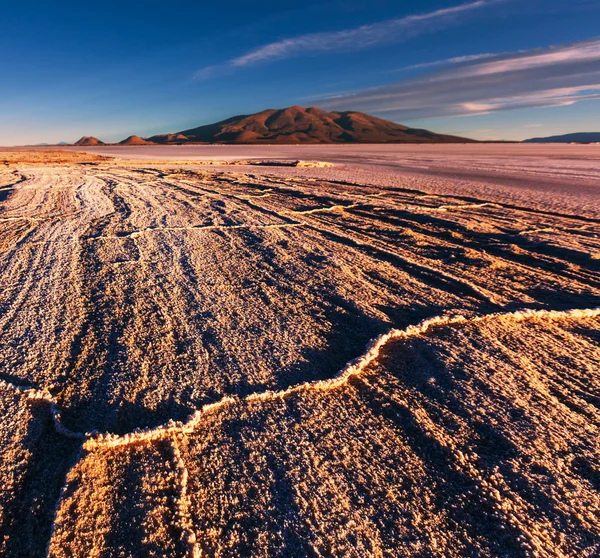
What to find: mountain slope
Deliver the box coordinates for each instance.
[179,106,474,144]
[524,132,600,143]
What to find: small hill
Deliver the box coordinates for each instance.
[74,136,105,146]
[119,135,155,145]
[524,132,600,143]
[147,133,188,144]
[179,106,474,144]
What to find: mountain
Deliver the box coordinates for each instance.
[147,133,188,144]
[524,132,600,143]
[74,136,105,146]
[178,106,474,144]
[119,135,155,145]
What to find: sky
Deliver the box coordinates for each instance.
[1,0,599,144]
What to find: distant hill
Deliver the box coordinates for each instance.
[147,133,188,144]
[119,135,155,145]
[178,106,474,144]
[74,136,105,146]
[524,132,600,143]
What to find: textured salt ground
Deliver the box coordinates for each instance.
[0,159,599,556]
[48,311,600,557]
[174,314,600,557]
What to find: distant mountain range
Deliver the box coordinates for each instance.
[524,132,600,143]
[70,106,475,146]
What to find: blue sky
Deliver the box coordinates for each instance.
[1,0,599,144]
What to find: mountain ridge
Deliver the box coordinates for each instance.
[524,132,600,143]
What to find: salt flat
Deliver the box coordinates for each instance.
[0,148,599,556]
[70,143,600,218]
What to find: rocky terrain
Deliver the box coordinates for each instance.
[0,148,599,556]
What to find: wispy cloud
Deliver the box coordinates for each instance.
[193,65,221,80]
[403,53,496,70]
[194,0,500,79]
[316,37,600,119]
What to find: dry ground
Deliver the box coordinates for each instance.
[0,150,111,165]
[0,151,599,557]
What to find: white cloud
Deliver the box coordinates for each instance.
[317,38,600,119]
[194,0,501,77]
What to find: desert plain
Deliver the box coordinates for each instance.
[1,144,599,557]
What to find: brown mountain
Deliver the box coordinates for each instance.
[147,133,188,144]
[74,136,105,146]
[119,135,155,145]
[179,106,474,144]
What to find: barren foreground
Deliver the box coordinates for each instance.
[1,150,599,557]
